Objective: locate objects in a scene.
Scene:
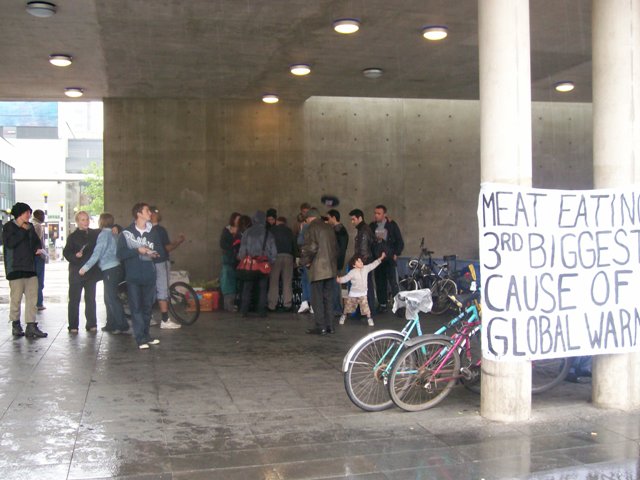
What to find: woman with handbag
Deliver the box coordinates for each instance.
[236,211,276,317]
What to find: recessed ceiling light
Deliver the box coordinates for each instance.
[362,68,384,79]
[49,54,72,67]
[64,87,84,98]
[422,25,448,41]
[290,64,311,76]
[333,18,360,34]
[26,1,57,17]
[554,81,575,93]
[262,94,279,104]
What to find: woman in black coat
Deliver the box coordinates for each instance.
[63,211,101,333]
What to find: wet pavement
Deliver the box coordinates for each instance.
[0,262,639,479]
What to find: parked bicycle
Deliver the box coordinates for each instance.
[118,279,201,325]
[342,288,432,411]
[343,264,478,412]
[387,291,570,412]
[398,238,457,315]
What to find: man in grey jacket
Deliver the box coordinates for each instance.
[300,208,338,335]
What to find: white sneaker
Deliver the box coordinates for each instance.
[160,318,182,329]
[138,343,149,350]
[148,338,160,345]
[297,301,310,313]
[339,315,346,325]
[367,318,374,327]
[149,318,159,326]
[309,306,314,314]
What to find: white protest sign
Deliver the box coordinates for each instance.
[478,183,640,361]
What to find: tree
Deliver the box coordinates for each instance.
[78,161,103,215]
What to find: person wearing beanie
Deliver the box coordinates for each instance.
[2,202,48,338]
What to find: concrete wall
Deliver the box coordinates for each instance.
[104,97,592,282]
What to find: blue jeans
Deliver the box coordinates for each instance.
[35,255,45,307]
[103,265,128,331]
[301,266,311,302]
[126,282,156,345]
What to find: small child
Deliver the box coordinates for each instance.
[337,251,386,326]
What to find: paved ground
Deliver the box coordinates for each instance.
[0,261,638,479]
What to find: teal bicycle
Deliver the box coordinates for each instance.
[342,289,433,411]
[343,276,570,411]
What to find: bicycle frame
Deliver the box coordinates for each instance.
[341,315,424,373]
[402,300,481,384]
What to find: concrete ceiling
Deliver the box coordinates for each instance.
[1,0,592,103]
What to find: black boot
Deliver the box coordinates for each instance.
[11,321,24,337]
[25,322,48,338]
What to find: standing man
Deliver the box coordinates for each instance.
[150,206,185,329]
[369,205,404,312]
[2,203,48,338]
[300,208,338,335]
[267,216,296,312]
[327,209,348,316]
[117,202,161,350]
[32,209,47,311]
[348,209,376,315]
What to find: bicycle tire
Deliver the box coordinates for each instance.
[343,332,405,411]
[398,278,420,292]
[459,328,482,394]
[388,337,460,412]
[531,357,571,394]
[169,281,200,325]
[430,278,457,315]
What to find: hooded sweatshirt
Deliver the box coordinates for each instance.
[117,221,160,285]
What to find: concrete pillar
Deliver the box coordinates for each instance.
[478,0,532,422]
[591,0,640,410]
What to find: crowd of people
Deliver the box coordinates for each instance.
[219,202,404,335]
[2,199,404,345]
[2,201,185,349]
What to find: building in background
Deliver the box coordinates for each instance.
[0,101,103,256]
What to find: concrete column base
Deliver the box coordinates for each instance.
[481,358,531,422]
[592,352,640,410]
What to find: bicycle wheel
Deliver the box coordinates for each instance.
[344,332,405,411]
[398,277,419,292]
[169,281,200,325]
[430,279,457,315]
[531,357,571,394]
[459,328,482,394]
[388,337,460,411]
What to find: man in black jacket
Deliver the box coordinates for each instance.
[267,216,296,311]
[369,205,404,312]
[349,208,376,314]
[2,202,48,338]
